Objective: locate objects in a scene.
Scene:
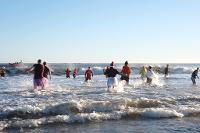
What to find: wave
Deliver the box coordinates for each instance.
[0,102,81,120]
[3,107,200,130]
[1,97,200,131]
[1,97,195,120]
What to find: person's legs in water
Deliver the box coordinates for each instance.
[191,77,196,85]
[33,80,37,89]
[85,77,91,82]
[33,79,44,89]
[73,73,77,78]
[147,77,152,84]
[107,77,115,88]
[43,78,49,88]
[121,76,129,84]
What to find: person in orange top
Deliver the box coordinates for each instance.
[120,61,131,84]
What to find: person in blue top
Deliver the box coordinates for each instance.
[191,67,199,85]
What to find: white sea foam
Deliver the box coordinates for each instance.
[107,80,126,93]
[141,108,184,118]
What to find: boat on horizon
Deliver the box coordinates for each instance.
[8,60,25,68]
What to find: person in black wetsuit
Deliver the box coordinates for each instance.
[191,67,199,85]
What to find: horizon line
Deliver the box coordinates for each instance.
[1,62,200,64]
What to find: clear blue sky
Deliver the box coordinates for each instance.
[0,0,200,63]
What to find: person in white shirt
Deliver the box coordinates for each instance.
[146,66,155,84]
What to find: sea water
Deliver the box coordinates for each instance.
[0,63,200,133]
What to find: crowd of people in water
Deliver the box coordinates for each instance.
[0,59,200,89]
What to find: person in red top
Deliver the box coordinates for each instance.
[120,61,131,84]
[66,68,71,78]
[85,67,93,82]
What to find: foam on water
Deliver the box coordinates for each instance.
[4,107,200,130]
[140,108,184,118]
[107,80,126,93]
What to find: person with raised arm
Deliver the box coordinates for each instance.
[27,59,44,89]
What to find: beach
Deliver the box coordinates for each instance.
[0,63,200,132]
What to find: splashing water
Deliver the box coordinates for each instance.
[107,80,126,93]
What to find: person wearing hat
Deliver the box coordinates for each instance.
[191,67,199,85]
[104,62,120,88]
[120,61,131,84]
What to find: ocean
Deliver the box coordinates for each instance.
[0,63,200,133]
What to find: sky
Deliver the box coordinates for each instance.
[0,0,200,63]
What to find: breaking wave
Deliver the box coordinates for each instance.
[1,98,200,130]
